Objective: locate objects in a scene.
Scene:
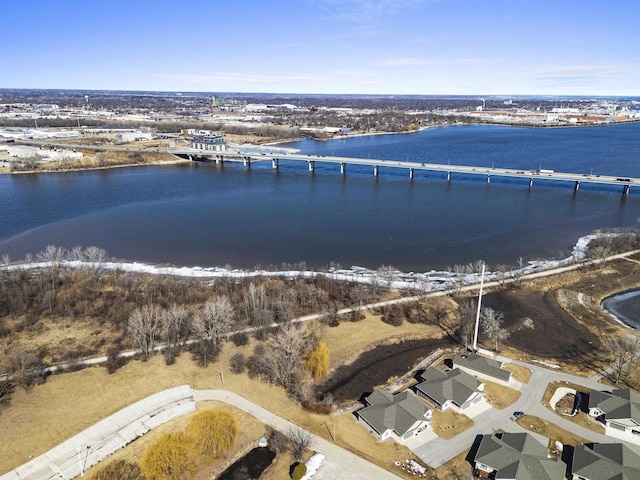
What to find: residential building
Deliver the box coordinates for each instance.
[355,390,431,443]
[473,432,566,479]
[414,366,484,412]
[588,388,640,443]
[453,352,512,385]
[571,442,640,480]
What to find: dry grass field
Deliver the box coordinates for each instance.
[502,363,532,384]
[515,415,590,452]
[430,409,474,439]
[483,381,521,410]
[0,312,443,476]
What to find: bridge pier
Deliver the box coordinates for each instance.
[216,155,223,165]
[409,168,414,179]
[373,165,379,177]
[243,157,251,168]
[186,154,192,161]
[623,184,631,196]
[340,163,346,175]
[574,180,580,192]
[447,171,451,182]
[529,177,534,188]
[308,161,315,172]
[272,158,279,169]
[487,174,491,184]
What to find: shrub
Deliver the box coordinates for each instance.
[231,331,249,346]
[229,352,246,374]
[292,463,307,480]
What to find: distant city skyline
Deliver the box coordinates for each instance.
[1,0,639,96]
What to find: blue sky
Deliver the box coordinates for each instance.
[1,0,638,95]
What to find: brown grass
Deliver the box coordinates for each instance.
[516,415,590,449]
[0,313,441,476]
[502,363,532,384]
[430,409,474,439]
[483,381,521,410]
[321,310,443,369]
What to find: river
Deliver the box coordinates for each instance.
[0,123,639,272]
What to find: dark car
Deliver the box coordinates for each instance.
[513,411,525,419]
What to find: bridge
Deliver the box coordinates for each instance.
[172,149,638,195]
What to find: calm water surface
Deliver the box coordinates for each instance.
[602,290,640,329]
[1,124,639,271]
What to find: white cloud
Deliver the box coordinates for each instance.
[375,57,493,67]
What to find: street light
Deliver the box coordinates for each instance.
[76,445,91,476]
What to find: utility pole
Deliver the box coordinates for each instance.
[219,369,224,387]
[472,263,485,352]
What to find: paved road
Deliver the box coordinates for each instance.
[194,390,401,480]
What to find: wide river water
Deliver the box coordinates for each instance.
[1,123,639,271]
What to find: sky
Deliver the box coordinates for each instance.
[1,0,639,96]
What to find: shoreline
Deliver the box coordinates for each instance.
[0,156,190,176]
[0,234,606,293]
[3,120,637,176]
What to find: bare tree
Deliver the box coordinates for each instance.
[127,305,162,359]
[480,307,509,352]
[264,324,316,388]
[608,334,640,384]
[194,295,234,345]
[458,299,477,349]
[243,283,273,338]
[84,246,107,264]
[68,246,85,262]
[377,265,398,292]
[37,245,65,266]
[160,304,191,364]
[288,427,313,462]
[192,295,234,366]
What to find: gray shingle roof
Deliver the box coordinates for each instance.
[589,389,640,424]
[571,443,640,480]
[358,390,430,437]
[474,433,566,480]
[415,367,482,408]
[453,352,512,383]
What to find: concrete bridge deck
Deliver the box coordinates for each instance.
[174,149,638,194]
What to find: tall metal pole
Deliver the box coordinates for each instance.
[472,263,485,352]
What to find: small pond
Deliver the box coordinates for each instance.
[217,447,275,480]
[601,289,640,330]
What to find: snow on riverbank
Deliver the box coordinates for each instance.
[2,235,600,292]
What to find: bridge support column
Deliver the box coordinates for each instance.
[447,171,451,182]
[308,161,315,172]
[409,168,414,179]
[187,154,192,161]
[487,174,491,184]
[373,165,379,177]
[574,180,580,192]
[340,163,346,175]
[529,177,534,188]
[216,156,222,165]
[272,158,279,169]
[623,184,631,196]
[243,157,251,167]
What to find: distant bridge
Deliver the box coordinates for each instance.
[172,149,638,195]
